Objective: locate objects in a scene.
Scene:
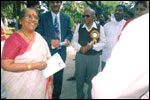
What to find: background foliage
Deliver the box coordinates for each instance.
[1,1,137,28]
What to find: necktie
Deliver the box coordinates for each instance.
[54,16,60,40]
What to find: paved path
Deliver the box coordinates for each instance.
[56,46,102,99]
[60,46,100,99]
[59,47,88,99]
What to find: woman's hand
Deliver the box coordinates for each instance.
[2,60,47,72]
[33,62,47,70]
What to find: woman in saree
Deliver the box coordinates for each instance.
[1,8,52,99]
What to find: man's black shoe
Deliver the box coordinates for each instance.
[67,76,76,81]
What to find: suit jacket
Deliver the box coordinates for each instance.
[36,11,73,62]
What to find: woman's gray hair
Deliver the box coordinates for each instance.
[18,8,38,29]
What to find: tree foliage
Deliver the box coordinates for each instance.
[85,1,120,21]
[1,1,15,17]
[84,1,138,22]
[1,1,137,25]
[62,1,84,23]
[119,1,137,15]
[1,1,26,18]
[61,1,88,28]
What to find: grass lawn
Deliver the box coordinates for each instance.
[5,27,15,39]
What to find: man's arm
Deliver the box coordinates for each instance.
[64,16,73,43]
[92,25,106,51]
[72,24,81,52]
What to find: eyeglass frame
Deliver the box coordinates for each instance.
[24,14,39,20]
[82,14,95,18]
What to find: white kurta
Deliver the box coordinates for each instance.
[92,13,149,99]
[102,19,126,62]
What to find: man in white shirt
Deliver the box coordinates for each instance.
[91,1,149,98]
[72,8,106,99]
[101,5,126,71]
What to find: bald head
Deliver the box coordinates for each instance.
[84,8,96,16]
[82,8,96,26]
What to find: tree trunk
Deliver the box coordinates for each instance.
[16,1,21,17]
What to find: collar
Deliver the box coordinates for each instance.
[82,22,97,32]
[51,11,60,18]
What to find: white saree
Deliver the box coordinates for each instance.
[2,32,51,99]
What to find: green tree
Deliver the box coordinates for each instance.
[85,1,120,22]
[119,1,137,17]
[61,1,87,28]
[119,1,136,9]
[1,1,15,17]
[1,1,26,18]
[41,1,49,10]
[102,1,120,15]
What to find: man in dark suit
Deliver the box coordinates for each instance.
[36,1,72,99]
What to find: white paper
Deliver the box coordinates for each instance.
[60,41,67,46]
[42,53,66,78]
[51,41,67,49]
[89,40,94,45]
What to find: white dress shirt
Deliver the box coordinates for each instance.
[92,13,149,99]
[102,19,126,62]
[72,22,106,52]
[51,11,61,41]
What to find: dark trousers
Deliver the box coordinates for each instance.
[75,53,100,99]
[52,69,64,99]
[101,61,106,71]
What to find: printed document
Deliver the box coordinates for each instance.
[42,53,66,78]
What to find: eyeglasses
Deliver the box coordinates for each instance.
[24,14,39,20]
[82,15,93,18]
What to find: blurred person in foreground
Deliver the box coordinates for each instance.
[92,1,149,99]
[1,8,52,99]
